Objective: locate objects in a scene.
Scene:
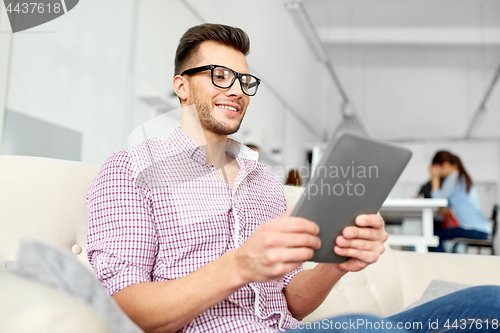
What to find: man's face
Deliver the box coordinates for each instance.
[184,41,251,136]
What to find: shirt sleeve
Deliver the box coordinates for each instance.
[86,151,157,295]
[283,265,303,288]
[431,172,458,201]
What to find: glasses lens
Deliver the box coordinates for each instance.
[213,67,234,88]
[212,66,260,96]
[241,75,259,96]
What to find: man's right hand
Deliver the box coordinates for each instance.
[233,208,321,284]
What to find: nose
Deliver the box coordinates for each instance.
[226,76,245,97]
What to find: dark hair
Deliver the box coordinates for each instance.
[174,23,250,76]
[432,151,473,193]
[286,169,302,187]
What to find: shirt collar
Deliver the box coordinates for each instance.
[225,139,259,162]
[168,127,259,166]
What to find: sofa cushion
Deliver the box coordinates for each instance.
[0,271,110,333]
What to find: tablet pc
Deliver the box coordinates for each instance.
[291,131,412,263]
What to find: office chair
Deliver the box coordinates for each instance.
[452,204,498,255]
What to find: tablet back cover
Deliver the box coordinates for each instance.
[291,132,412,263]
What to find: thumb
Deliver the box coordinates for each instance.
[281,205,296,218]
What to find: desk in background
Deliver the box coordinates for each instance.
[380,198,448,252]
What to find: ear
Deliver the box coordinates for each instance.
[173,75,188,103]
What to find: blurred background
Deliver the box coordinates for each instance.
[0,0,499,218]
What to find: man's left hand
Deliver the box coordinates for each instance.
[334,214,388,272]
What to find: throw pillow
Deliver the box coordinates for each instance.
[4,238,143,333]
[402,280,471,311]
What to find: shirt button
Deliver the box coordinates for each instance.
[338,285,345,292]
[72,244,82,255]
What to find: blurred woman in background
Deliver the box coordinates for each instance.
[430,151,491,252]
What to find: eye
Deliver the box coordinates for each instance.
[214,69,229,81]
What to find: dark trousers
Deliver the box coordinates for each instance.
[431,228,489,252]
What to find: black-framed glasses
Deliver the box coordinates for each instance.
[181,64,261,96]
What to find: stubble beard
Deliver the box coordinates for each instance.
[189,88,245,136]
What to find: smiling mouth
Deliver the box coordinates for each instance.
[216,104,238,112]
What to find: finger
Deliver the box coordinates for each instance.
[280,206,295,218]
[343,226,388,241]
[262,232,321,250]
[270,217,320,235]
[256,261,304,281]
[334,246,382,264]
[337,258,369,272]
[336,236,385,253]
[269,262,304,279]
[266,247,315,264]
[355,214,384,229]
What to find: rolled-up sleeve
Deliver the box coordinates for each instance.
[87,151,157,295]
[283,266,303,288]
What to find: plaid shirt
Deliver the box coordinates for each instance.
[87,127,301,332]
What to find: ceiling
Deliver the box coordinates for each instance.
[292,0,500,141]
[304,0,500,29]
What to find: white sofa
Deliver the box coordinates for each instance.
[1,155,500,330]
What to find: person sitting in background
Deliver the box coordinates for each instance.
[417,180,432,199]
[429,151,491,252]
[285,169,302,187]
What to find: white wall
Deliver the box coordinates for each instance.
[1,0,341,168]
[0,5,12,150]
[328,45,500,140]
[3,0,135,164]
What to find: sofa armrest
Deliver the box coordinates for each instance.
[0,271,111,333]
[393,250,500,308]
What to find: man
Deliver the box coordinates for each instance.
[87,23,387,332]
[87,24,499,333]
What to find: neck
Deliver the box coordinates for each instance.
[180,104,230,167]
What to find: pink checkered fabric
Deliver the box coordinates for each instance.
[87,127,302,332]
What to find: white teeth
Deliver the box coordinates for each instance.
[217,105,237,112]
